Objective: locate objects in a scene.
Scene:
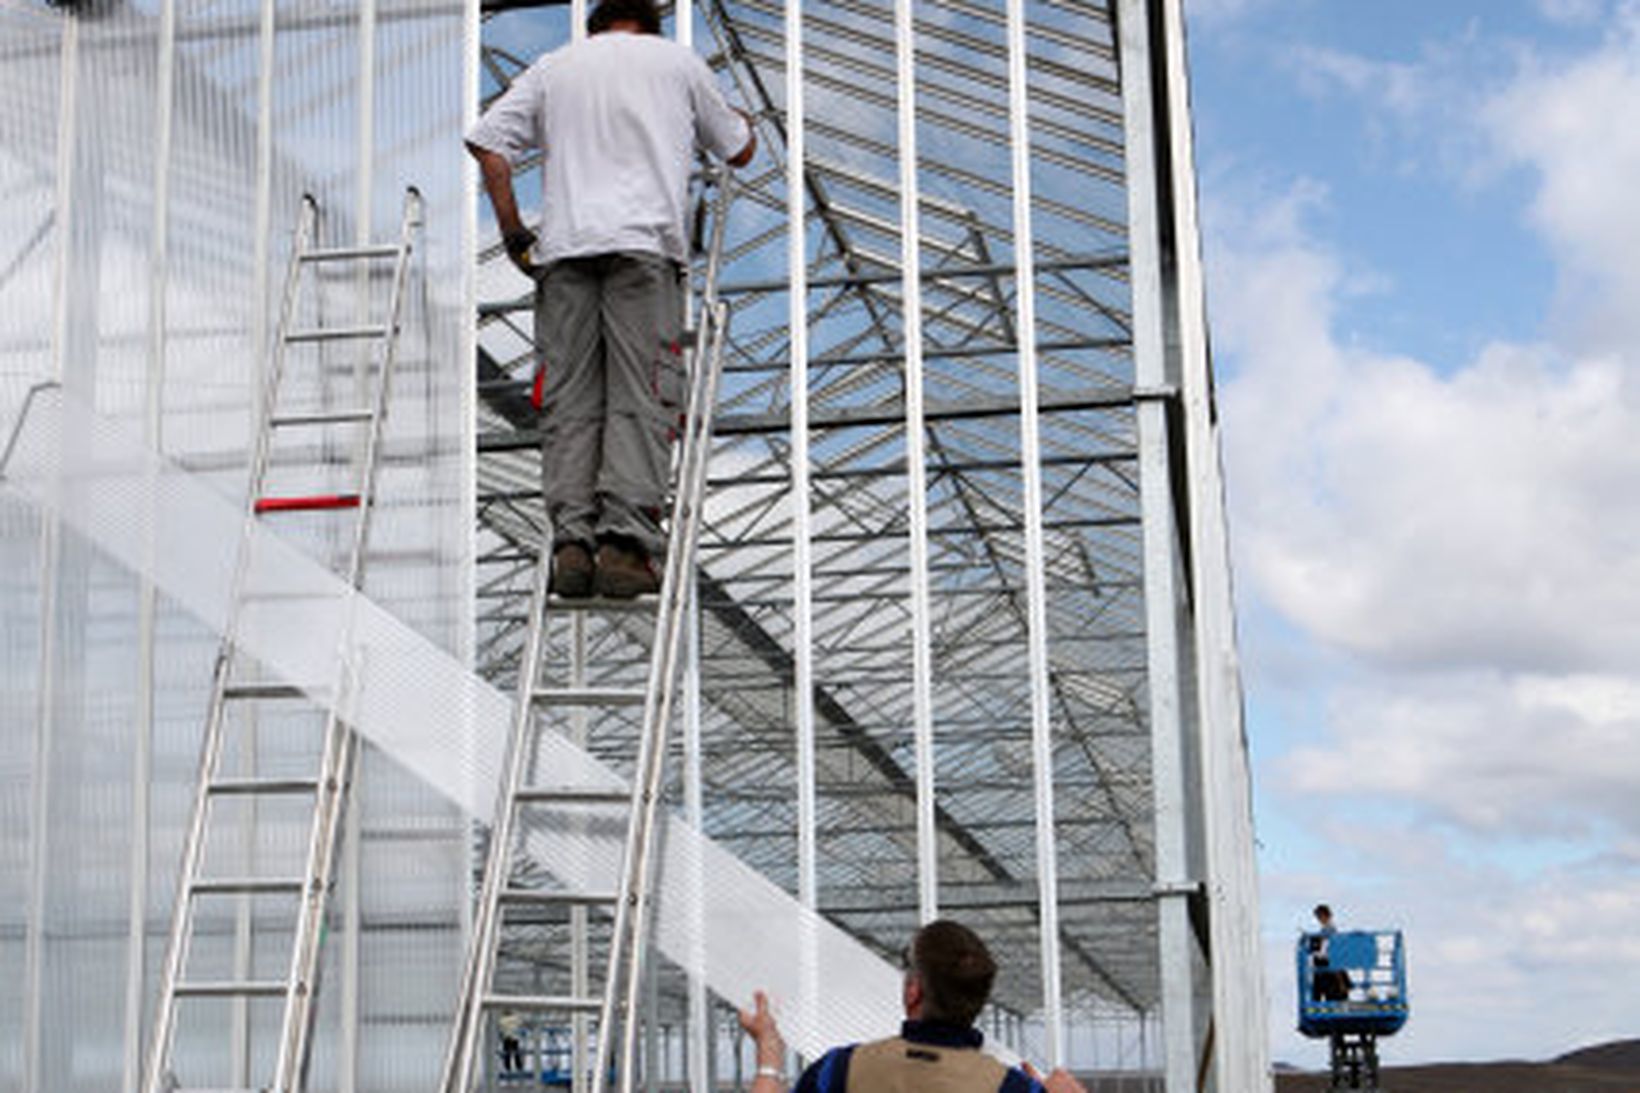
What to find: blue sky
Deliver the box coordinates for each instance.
[1188,0,1640,1067]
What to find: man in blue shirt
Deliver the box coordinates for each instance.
[737,920,1086,1093]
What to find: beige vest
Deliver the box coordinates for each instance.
[845,1036,1010,1093]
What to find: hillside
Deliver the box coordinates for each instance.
[1274,1038,1640,1092]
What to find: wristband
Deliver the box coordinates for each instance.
[755,1064,784,1082]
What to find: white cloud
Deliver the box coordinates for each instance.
[1283,672,1640,836]
[1537,0,1610,26]
[1483,11,1640,350]
[1210,174,1640,842]
[1289,45,1430,116]
[1212,178,1640,678]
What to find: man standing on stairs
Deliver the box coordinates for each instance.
[466,0,755,598]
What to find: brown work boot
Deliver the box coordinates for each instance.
[550,541,595,599]
[593,537,660,599]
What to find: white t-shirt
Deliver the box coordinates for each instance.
[466,32,750,266]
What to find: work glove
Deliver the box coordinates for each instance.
[503,227,539,277]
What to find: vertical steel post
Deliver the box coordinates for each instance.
[1117,1,1199,1089]
[24,20,82,1091]
[235,0,277,1075]
[124,3,176,1088]
[356,0,377,243]
[252,0,276,437]
[23,497,59,1093]
[893,0,939,926]
[1155,1,1269,1086]
[784,0,817,918]
[240,59,276,1084]
[460,0,483,841]
[341,7,378,1087]
[784,3,824,1055]
[1002,0,1065,1064]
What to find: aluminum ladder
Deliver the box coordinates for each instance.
[142,188,424,1093]
[441,171,733,1093]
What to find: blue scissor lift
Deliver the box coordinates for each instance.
[1297,929,1409,1091]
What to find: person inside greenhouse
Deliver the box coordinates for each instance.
[465,0,755,598]
[736,919,1088,1093]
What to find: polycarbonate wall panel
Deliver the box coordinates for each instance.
[0,2,473,1090]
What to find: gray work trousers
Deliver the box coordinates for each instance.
[534,252,685,557]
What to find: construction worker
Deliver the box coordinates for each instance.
[736,920,1088,1093]
[466,0,755,598]
[497,1010,526,1074]
[1309,903,1350,1002]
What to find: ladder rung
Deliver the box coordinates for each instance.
[285,325,390,343]
[546,593,658,612]
[254,493,361,514]
[269,408,375,427]
[532,687,645,708]
[208,777,319,796]
[514,787,631,806]
[221,682,311,700]
[500,888,618,908]
[191,877,305,896]
[300,244,400,262]
[173,979,288,998]
[482,993,602,1014]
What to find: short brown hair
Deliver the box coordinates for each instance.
[908,920,996,1026]
[587,0,662,35]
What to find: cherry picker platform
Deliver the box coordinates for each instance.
[1298,928,1409,1091]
